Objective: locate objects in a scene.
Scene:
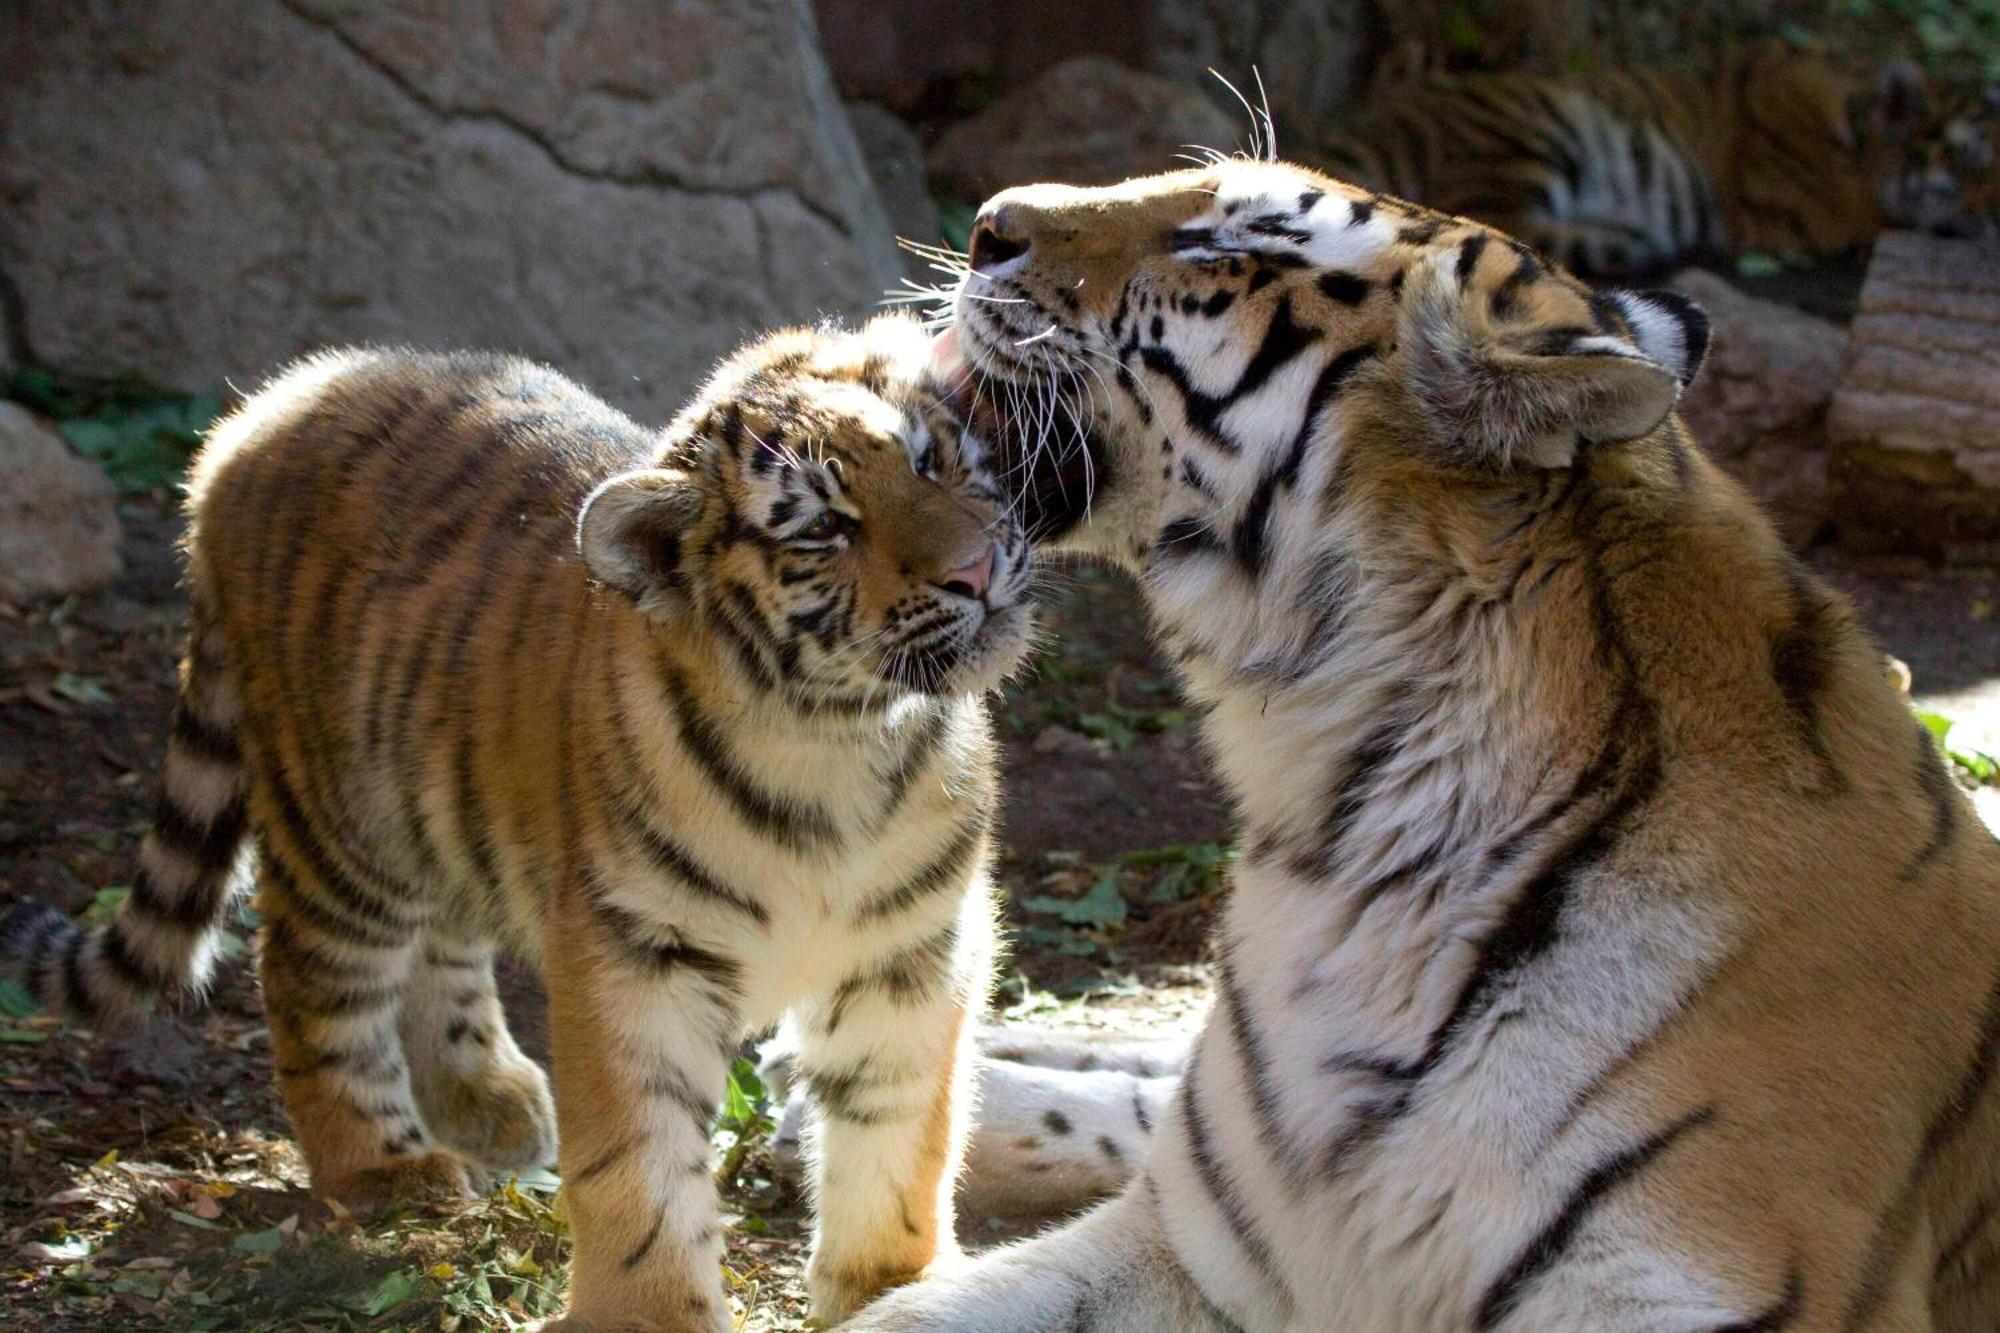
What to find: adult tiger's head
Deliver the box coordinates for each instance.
[580,315,1033,698]
[937,162,1710,577]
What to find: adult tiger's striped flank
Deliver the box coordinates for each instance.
[853,160,2000,1332]
[0,315,1033,1332]
[1312,45,1997,275]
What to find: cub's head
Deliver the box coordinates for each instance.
[580,315,1032,699]
[936,161,1711,568]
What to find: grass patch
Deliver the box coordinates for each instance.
[5,366,223,495]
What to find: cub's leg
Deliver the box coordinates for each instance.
[399,936,556,1179]
[850,1181,1231,1332]
[257,853,471,1203]
[542,885,739,1333]
[791,887,998,1322]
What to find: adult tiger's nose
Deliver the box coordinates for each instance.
[934,546,997,603]
[968,209,1029,274]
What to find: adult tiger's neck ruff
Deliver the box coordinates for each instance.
[860,163,2000,1333]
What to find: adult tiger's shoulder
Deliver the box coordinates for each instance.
[1314,45,1997,274]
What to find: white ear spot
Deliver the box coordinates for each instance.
[1603,290,1710,386]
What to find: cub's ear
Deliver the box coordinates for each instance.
[576,468,705,614]
[1401,260,1709,470]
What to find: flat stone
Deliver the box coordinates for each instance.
[0,402,122,604]
[1830,232,2000,562]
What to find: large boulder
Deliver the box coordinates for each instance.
[0,403,121,604]
[815,0,1370,146]
[845,102,943,282]
[1670,269,1847,547]
[927,57,1241,199]
[0,0,900,422]
[1830,232,2000,564]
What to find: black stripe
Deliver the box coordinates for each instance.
[612,789,770,927]
[1230,342,1378,577]
[168,700,241,766]
[1845,965,2000,1329]
[1936,1191,2000,1285]
[1291,692,1411,879]
[1316,271,1371,306]
[1218,951,1306,1184]
[1179,1057,1293,1308]
[1768,561,1847,796]
[851,819,985,923]
[1908,719,1961,875]
[643,1064,717,1128]
[59,919,90,1015]
[1474,1106,1714,1329]
[1455,233,1491,285]
[1153,514,1229,561]
[262,780,425,931]
[656,664,838,853]
[99,920,179,994]
[875,705,950,823]
[1712,1267,1804,1332]
[585,884,744,998]
[621,1204,669,1270]
[262,854,405,950]
[147,796,248,876]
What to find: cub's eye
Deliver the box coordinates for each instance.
[795,511,855,544]
[914,443,940,480]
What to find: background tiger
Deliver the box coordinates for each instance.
[1309,44,1998,275]
[852,159,2000,1332]
[0,315,1034,1331]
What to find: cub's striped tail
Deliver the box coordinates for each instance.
[1,601,248,1024]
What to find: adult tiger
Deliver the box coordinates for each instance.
[1310,46,1997,275]
[854,164,2000,1331]
[0,316,1032,1330]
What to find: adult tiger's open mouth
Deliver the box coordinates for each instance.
[930,324,1108,545]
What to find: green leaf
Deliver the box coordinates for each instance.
[0,1028,49,1044]
[0,978,38,1018]
[49,673,114,708]
[1735,251,1785,278]
[1023,867,1128,928]
[83,887,131,925]
[230,1224,285,1251]
[356,1267,422,1315]
[1918,708,1956,743]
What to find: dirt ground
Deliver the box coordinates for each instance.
[2,490,1995,1330]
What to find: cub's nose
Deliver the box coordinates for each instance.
[934,546,997,602]
[968,210,1029,274]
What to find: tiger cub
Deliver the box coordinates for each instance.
[1314,45,1997,275]
[0,316,1031,1330]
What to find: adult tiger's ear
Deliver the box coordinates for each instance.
[576,468,705,615]
[1400,256,1709,470]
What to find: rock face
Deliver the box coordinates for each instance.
[0,404,122,604]
[0,0,900,422]
[845,102,942,281]
[1670,269,1847,547]
[1830,233,2000,563]
[927,57,1242,199]
[815,0,1370,146]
